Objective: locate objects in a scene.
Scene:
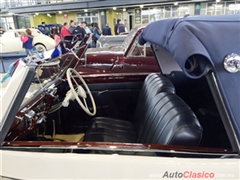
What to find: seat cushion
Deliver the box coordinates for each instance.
[84,117,137,143]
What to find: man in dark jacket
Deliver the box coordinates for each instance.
[114,19,121,35]
[72,22,86,41]
[117,20,127,34]
[102,23,111,35]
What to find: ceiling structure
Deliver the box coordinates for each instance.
[1,0,217,15]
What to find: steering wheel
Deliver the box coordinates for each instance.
[66,68,96,116]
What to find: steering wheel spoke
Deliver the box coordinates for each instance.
[66,68,96,116]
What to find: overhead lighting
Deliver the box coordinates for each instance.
[174,2,178,5]
[140,5,144,8]
[216,0,220,2]
[123,8,126,11]
[84,9,88,12]
[35,13,39,15]
[58,11,62,14]
[113,7,116,10]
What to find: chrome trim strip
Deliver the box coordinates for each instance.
[1,146,237,157]
[81,72,158,78]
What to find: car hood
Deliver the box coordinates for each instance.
[139,14,240,143]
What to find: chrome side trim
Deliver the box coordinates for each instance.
[81,72,158,78]
[1,145,237,157]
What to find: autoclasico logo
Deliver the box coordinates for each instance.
[162,171,215,178]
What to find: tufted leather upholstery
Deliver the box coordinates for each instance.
[83,73,202,146]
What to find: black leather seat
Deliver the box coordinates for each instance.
[83,73,202,146]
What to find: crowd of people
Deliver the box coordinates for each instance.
[1,18,128,57]
[56,18,127,48]
[55,20,102,48]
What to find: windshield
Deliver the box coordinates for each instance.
[121,27,138,52]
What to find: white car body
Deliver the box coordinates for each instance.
[1,150,239,180]
[0,28,55,54]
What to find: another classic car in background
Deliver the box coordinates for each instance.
[97,34,127,48]
[0,28,55,55]
[82,25,160,78]
[0,14,239,179]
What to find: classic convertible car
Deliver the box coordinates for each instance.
[0,28,55,55]
[83,24,159,76]
[0,14,239,179]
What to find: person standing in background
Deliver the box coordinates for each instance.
[81,21,91,34]
[90,22,94,33]
[81,21,92,47]
[102,23,111,35]
[52,28,62,57]
[60,22,70,39]
[114,19,121,35]
[92,23,101,48]
[20,29,34,56]
[68,20,76,34]
[117,20,127,34]
[72,22,86,41]
[53,28,61,47]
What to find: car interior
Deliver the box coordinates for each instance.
[2,36,233,157]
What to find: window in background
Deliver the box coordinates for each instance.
[226,1,240,14]
[17,15,30,29]
[76,11,99,28]
[0,16,15,31]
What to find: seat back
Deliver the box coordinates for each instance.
[138,92,202,146]
[134,73,175,136]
